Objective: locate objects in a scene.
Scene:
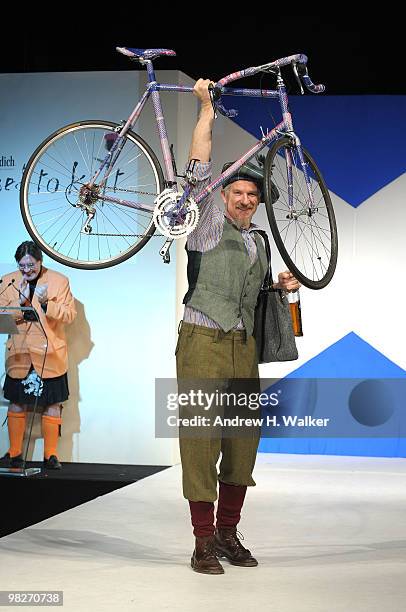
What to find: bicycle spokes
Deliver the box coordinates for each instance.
[264,138,337,289]
[21,122,164,269]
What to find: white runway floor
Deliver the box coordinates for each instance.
[1,453,406,612]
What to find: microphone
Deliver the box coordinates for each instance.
[10,278,48,366]
[0,279,16,299]
[10,279,48,338]
[10,279,37,316]
[11,278,34,308]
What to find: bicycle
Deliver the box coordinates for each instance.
[20,46,337,289]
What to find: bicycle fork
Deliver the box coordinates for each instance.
[284,133,317,218]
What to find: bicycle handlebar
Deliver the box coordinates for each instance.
[295,62,325,94]
[213,54,325,116]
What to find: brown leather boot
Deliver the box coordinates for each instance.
[191,535,225,575]
[215,528,258,567]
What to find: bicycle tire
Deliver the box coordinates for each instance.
[20,120,165,270]
[264,137,338,289]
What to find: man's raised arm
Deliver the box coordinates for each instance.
[189,79,215,163]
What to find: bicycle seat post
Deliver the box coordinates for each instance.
[141,58,157,85]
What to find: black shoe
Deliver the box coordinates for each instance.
[44,455,61,470]
[0,452,11,467]
[215,528,258,567]
[191,536,224,575]
[0,453,24,468]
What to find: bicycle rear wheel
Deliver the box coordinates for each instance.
[20,120,164,270]
[264,137,338,289]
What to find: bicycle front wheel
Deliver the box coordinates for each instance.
[264,137,338,289]
[20,121,164,270]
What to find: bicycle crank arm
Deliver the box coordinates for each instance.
[159,238,174,264]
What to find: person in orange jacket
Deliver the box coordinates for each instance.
[0,241,76,469]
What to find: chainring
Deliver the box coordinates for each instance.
[153,188,199,238]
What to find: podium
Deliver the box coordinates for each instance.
[0,306,48,477]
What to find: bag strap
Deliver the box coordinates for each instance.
[253,229,274,291]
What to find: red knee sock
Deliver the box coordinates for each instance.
[216,481,247,529]
[188,501,215,537]
[7,411,27,457]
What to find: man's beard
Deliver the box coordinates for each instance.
[232,216,251,230]
[224,204,253,230]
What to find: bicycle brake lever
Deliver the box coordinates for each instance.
[208,83,221,102]
[208,83,219,119]
[292,62,304,95]
[217,103,238,118]
[208,84,238,118]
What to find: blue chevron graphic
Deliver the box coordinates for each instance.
[284,332,406,378]
[259,333,406,457]
[231,96,406,207]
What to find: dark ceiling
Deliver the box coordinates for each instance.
[1,17,403,95]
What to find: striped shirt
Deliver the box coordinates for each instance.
[183,161,261,330]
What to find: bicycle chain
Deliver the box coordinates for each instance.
[103,187,159,197]
[87,232,164,237]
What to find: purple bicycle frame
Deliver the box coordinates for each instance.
[93,54,318,214]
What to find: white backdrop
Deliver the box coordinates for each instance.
[0,70,195,465]
[1,71,405,463]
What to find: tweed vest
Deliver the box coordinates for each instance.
[183,218,268,336]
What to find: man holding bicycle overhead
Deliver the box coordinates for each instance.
[176,79,300,575]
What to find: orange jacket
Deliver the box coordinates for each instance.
[0,267,76,378]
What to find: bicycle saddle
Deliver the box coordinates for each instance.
[116,47,176,60]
